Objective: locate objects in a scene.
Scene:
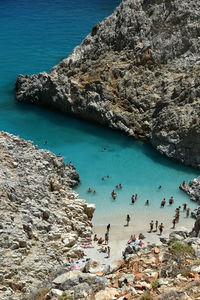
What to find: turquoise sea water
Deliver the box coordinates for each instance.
[0,0,199,224]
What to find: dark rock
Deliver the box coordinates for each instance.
[16,0,200,168]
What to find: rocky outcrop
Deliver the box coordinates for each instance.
[180,177,200,204]
[0,132,95,300]
[35,232,200,300]
[16,0,200,168]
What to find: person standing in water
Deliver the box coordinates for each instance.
[183,203,187,211]
[131,195,135,204]
[186,207,190,217]
[169,196,174,205]
[111,190,117,200]
[161,198,166,207]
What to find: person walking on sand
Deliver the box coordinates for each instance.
[105,232,109,244]
[107,224,111,232]
[107,246,110,258]
[155,220,158,231]
[175,212,180,223]
[172,218,176,229]
[126,214,130,226]
[150,220,154,232]
[159,223,164,235]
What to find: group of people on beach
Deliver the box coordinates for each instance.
[149,220,164,235]
[93,224,111,258]
[86,180,192,246]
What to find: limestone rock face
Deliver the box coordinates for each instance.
[0,131,94,300]
[181,177,200,204]
[16,0,200,168]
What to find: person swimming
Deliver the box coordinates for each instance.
[87,188,92,193]
[145,200,149,205]
[131,195,135,204]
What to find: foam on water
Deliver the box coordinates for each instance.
[0,0,199,227]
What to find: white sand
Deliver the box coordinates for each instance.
[83,208,195,264]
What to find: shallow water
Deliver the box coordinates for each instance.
[0,0,199,226]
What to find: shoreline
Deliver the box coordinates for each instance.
[83,207,196,263]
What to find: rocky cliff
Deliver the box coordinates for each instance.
[29,231,200,300]
[16,0,200,168]
[180,177,200,204]
[0,132,95,300]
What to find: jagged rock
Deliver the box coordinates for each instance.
[94,287,119,300]
[158,290,187,299]
[16,0,200,168]
[169,231,189,241]
[180,177,200,204]
[191,266,200,274]
[44,288,63,299]
[52,270,108,299]
[83,260,110,275]
[83,203,96,219]
[192,217,200,237]
[0,131,94,300]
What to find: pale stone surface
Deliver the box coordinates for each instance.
[0,131,94,300]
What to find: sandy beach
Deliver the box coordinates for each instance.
[83,207,195,264]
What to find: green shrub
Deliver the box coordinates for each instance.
[58,291,74,300]
[168,237,179,245]
[180,267,191,277]
[151,278,160,289]
[170,242,195,256]
[140,291,153,300]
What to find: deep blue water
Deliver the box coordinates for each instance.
[0,0,199,224]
